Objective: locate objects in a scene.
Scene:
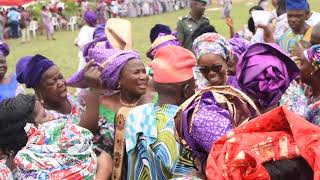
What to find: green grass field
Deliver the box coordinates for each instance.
[6,0,320,80]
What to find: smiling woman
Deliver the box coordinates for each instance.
[67,44,157,155]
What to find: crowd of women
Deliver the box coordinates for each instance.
[92,0,193,18]
[0,0,320,179]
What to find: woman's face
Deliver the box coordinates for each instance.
[299,57,314,85]
[32,101,48,125]
[38,65,68,105]
[0,55,7,79]
[198,53,228,86]
[119,59,149,97]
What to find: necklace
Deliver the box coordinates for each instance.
[120,93,142,108]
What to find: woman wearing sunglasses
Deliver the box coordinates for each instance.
[193,32,240,89]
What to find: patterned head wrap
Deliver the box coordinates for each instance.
[228,35,251,60]
[178,86,259,159]
[68,45,140,90]
[14,119,97,179]
[193,33,233,63]
[16,54,55,88]
[304,44,320,69]
[0,42,9,57]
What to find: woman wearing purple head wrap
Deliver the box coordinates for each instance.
[0,42,24,102]
[15,54,101,134]
[236,43,300,113]
[68,46,157,154]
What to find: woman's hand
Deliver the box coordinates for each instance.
[225,17,234,28]
[83,60,102,89]
[257,24,275,43]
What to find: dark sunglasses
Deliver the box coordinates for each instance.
[198,64,223,75]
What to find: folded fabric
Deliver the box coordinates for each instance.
[105,18,132,50]
[14,119,97,180]
[236,43,300,109]
[206,106,320,180]
[68,47,140,90]
[178,86,260,159]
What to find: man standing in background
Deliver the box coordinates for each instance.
[7,8,20,39]
[176,0,209,52]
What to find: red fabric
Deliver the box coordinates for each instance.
[0,0,33,6]
[206,106,320,180]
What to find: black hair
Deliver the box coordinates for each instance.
[263,157,314,180]
[0,94,36,154]
[192,23,218,41]
[249,5,264,14]
[248,17,256,34]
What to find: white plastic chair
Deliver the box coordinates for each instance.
[52,17,61,30]
[29,20,38,37]
[67,16,78,32]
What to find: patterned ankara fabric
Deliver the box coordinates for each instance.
[113,103,194,180]
[280,81,308,117]
[276,28,312,53]
[45,96,82,125]
[0,159,13,180]
[206,106,320,180]
[280,82,320,126]
[14,119,97,180]
[177,86,259,159]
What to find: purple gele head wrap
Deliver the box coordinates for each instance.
[228,35,251,60]
[182,91,232,159]
[0,42,10,57]
[68,45,140,90]
[82,36,113,62]
[236,43,300,110]
[83,10,98,27]
[16,54,55,88]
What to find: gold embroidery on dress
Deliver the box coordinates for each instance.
[279,136,289,158]
[251,137,274,161]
